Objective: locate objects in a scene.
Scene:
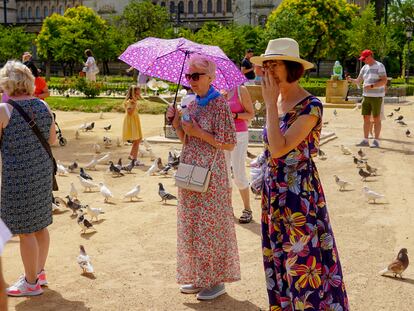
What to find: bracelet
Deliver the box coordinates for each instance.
[234,112,238,119]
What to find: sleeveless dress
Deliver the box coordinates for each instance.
[0,98,53,234]
[122,100,143,141]
[261,96,349,310]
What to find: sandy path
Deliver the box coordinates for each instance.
[3,100,414,311]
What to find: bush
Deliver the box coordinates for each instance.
[72,78,102,98]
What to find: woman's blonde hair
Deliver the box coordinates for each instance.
[0,60,35,96]
[188,55,216,80]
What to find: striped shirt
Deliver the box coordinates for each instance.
[358,61,387,97]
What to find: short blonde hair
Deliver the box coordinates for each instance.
[0,60,35,96]
[188,55,216,80]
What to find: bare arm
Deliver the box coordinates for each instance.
[235,86,255,121]
[37,85,50,100]
[241,66,254,75]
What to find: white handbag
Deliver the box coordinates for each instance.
[174,148,218,193]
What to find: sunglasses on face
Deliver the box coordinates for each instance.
[185,72,206,81]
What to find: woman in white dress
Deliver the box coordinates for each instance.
[84,49,98,82]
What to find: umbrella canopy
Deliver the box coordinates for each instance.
[119,37,247,91]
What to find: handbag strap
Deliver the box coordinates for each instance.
[7,99,55,165]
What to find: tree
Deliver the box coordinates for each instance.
[265,0,359,76]
[37,6,108,78]
[0,26,35,62]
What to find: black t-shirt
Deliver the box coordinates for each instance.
[241,58,255,80]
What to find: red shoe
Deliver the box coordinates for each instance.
[38,270,48,286]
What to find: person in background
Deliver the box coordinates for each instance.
[222,85,255,223]
[251,38,348,309]
[0,60,56,297]
[137,71,149,96]
[84,49,99,82]
[241,48,256,84]
[167,55,240,301]
[347,49,387,148]
[122,85,143,161]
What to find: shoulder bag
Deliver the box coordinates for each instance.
[174,145,218,193]
[7,99,59,191]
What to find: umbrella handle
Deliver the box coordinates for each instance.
[172,50,190,109]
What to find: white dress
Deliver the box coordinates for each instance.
[85,56,98,81]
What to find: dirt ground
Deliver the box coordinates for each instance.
[3,98,414,311]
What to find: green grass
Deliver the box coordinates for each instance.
[47,97,168,114]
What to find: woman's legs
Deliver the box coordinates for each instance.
[34,228,50,274]
[19,234,39,284]
[130,139,141,159]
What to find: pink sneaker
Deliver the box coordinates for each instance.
[38,270,48,286]
[7,277,43,297]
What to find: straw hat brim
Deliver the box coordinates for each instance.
[250,55,314,70]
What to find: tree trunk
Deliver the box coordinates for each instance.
[374,0,385,24]
[316,60,321,78]
[45,55,51,81]
[104,60,110,75]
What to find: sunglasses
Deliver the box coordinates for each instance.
[185,73,206,81]
[262,62,280,70]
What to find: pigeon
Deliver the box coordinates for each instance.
[358,168,371,181]
[99,182,113,202]
[116,158,122,170]
[99,111,104,119]
[77,245,94,274]
[333,175,351,191]
[158,183,177,204]
[124,185,141,201]
[362,186,384,203]
[318,149,327,160]
[103,136,112,148]
[78,123,87,131]
[395,115,404,121]
[75,130,80,140]
[86,205,105,222]
[353,156,365,167]
[340,145,352,155]
[333,109,338,117]
[406,129,411,137]
[365,162,378,176]
[97,153,111,164]
[68,161,78,173]
[323,121,329,125]
[387,112,393,118]
[77,209,96,234]
[93,143,101,154]
[247,151,257,160]
[167,151,180,168]
[52,196,66,213]
[77,176,98,192]
[52,201,63,213]
[109,161,124,177]
[159,164,172,176]
[394,107,401,112]
[156,158,164,170]
[103,124,111,131]
[84,156,98,170]
[397,120,407,126]
[80,168,93,180]
[65,195,82,215]
[121,160,135,173]
[357,148,366,159]
[146,158,160,176]
[57,160,69,176]
[70,182,78,199]
[379,248,409,278]
[84,122,95,132]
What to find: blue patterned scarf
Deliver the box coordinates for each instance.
[196,86,221,107]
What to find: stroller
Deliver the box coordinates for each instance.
[52,112,67,146]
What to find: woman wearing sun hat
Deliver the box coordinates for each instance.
[250,38,349,309]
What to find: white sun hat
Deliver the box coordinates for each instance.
[250,38,314,70]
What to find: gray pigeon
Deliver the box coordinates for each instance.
[109,161,124,177]
[158,183,177,204]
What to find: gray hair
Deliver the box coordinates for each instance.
[188,55,216,80]
[0,60,35,96]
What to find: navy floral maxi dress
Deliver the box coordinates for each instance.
[261,96,349,310]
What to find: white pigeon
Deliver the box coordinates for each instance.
[84,156,98,170]
[124,185,141,201]
[99,111,104,119]
[77,245,94,274]
[75,130,80,140]
[70,182,78,199]
[57,160,69,176]
[333,175,352,191]
[86,205,105,222]
[77,176,98,192]
[362,186,384,203]
[103,136,112,148]
[340,145,352,155]
[78,123,87,131]
[93,143,101,154]
[97,153,111,164]
[99,182,113,202]
[145,158,159,176]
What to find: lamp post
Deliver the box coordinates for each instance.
[406,28,412,84]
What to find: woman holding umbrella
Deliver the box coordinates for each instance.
[167,55,240,300]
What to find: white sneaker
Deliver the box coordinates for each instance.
[7,277,43,297]
[180,284,202,294]
[196,283,226,300]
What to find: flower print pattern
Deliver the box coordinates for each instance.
[261,96,348,310]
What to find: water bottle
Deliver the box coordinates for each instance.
[333,61,343,80]
[181,104,191,122]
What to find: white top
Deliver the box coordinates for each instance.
[85,56,98,73]
[358,61,387,97]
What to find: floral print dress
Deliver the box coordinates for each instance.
[261,96,349,310]
[176,96,241,288]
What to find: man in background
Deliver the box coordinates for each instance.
[241,48,255,84]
